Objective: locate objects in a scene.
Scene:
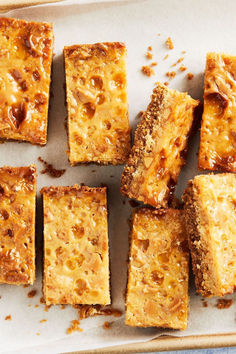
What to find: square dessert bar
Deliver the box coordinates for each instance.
[0,17,54,145]
[121,82,199,208]
[0,165,36,284]
[183,173,236,297]
[64,42,131,165]
[126,208,189,330]
[41,185,110,305]
[199,53,236,172]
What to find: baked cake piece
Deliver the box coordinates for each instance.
[41,185,110,305]
[126,208,189,329]
[121,82,199,208]
[183,173,236,297]
[0,17,53,145]
[0,165,36,284]
[198,53,236,172]
[64,42,131,165]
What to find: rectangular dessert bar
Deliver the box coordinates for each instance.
[121,82,199,208]
[0,165,36,285]
[126,208,189,330]
[64,42,131,165]
[183,173,236,297]
[41,185,110,305]
[0,17,54,145]
[198,52,236,172]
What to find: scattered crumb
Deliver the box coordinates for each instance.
[129,199,140,208]
[157,33,161,36]
[141,65,154,77]
[103,321,113,330]
[40,319,47,323]
[5,315,11,321]
[36,332,40,336]
[110,175,114,178]
[135,111,143,120]
[147,46,152,51]
[23,284,29,288]
[38,157,66,178]
[182,50,186,54]
[166,71,176,79]
[28,304,31,307]
[61,305,66,310]
[179,65,187,72]
[40,297,45,304]
[216,299,233,309]
[151,62,157,66]
[44,305,52,312]
[91,170,96,173]
[163,81,169,86]
[172,57,184,67]
[146,52,153,60]
[202,300,208,308]
[67,320,83,334]
[122,199,126,205]
[165,37,174,50]
[187,72,194,80]
[27,290,37,298]
[163,54,169,60]
[35,305,39,308]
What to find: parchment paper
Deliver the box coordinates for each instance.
[0,0,236,353]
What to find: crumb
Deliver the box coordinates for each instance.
[163,54,169,60]
[38,157,66,178]
[216,299,233,309]
[179,66,187,72]
[40,297,45,304]
[61,305,66,310]
[135,111,143,120]
[146,52,153,60]
[141,65,154,77]
[92,170,96,173]
[103,321,113,330]
[122,199,126,205]
[28,304,31,307]
[23,284,29,288]
[157,33,161,36]
[5,315,11,320]
[172,57,184,67]
[36,332,40,336]
[151,62,157,66]
[163,81,169,86]
[182,50,186,54]
[110,175,114,178]
[147,46,152,51]
[67,320,83,334]
[166,71,176,79]
[44,305,52,312]
[35,305,39,308]
[40,319,47,323]
[27,290,37,298]
[187,72,194,80]
[165,37,174,50]
[129,199,140,208]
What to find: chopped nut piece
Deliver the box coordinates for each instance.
[165,37,174,50]
[166,71,176,79]
[0,165,36,285]
[126,208,189,329]
[41,185,110,305]
[0,18,53,145]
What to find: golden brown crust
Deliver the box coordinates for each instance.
[42,185,110,305]
[199,52,236,172]
[64,42,131,165]
[183,173,236,297]
[121,82,200,208]
[0,17,54,145]
[126,207,189,329]
[0,165,36,284]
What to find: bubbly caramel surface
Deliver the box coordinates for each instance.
[199,53,236,172]
[0,18,53,145]
[41,185,110,305]
[64,42,130,165]
[0,165,36,284]
[126,208,189,329]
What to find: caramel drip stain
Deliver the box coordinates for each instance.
[38,157,66,178]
